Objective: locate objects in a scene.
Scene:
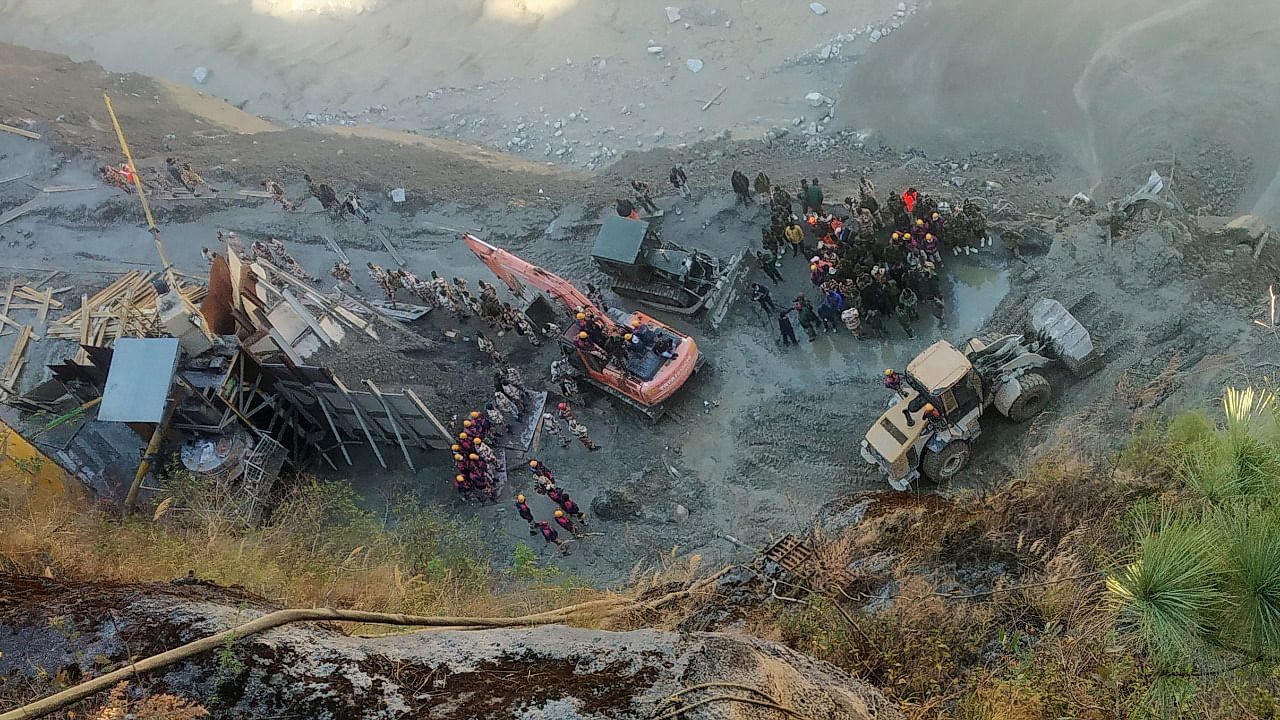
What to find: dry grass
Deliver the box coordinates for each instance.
[0,429,606,620]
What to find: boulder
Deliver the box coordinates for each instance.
[0,576,902,720]
[191,66,209,84]
[686,58,704,73]
[1224,214,1267,240]
[591,488,642,520]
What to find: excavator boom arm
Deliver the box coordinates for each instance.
[464,232,601,317]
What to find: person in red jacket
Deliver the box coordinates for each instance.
[536,521,568,554]
[515,494,537,535]
[554,509,581,538]
[902,187,919,217]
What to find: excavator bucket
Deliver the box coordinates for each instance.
[703,250,748,331]
[1030,298,1099,376]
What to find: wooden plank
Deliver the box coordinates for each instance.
[403,388,455,448]
[376,227,407,267]
[14,286,63,308]
[0,173,29,186]
[699,85,728,111]
[0,279,15,338]
[236,189,275,198]
[0,195,46,227]
[41,184,98,193]
[35,288,51,325]
[1,325,33,390]
[280,288,337,347]
[78,293,90,347]
[0,312,40,340]
[322,234,350,264]
[266,327,305,366]
[364,380,415,471]
[334,377,387,470]
[0,123,40,140]
[315,393,353,467]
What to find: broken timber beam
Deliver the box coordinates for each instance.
[364,380,415,471]
[334,377,386,470]
[0,123,40,140]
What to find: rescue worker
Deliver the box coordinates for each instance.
[750,283,778,313]
[541,411,570,447]
[515,494,537,535]
[784,220,804,257]
[331,262,360,290]
[529,459,555,484]
[101,165,134,194]
[547,486,587,522]
[568,420,600,451]
[778,310,799,347]
[754,171,772,203]
[756,251,783,284]
[476,331,502,363]
[485,402,508,435]
[793,296,819,341]
[884,368,905,393]
[631,179,659,214]
[921,403,943,430]
[304,174,339,210]
[201,247,214,266]
[263,178,293,210]
[841,306,863,339]
[902,187,919,218]
[804,178,824,216]
[617,197,638,219]
[471,410,491,438]
[669,165,691,198]
[536,521,568,554]
[553,509,582,538]
[343,192,372,223]
[895,296,917,339]
[367,262,395,302]
[494,389,521,423]
[731,170,752,207]
[557,401,577,424]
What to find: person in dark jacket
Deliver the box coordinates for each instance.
[731,170,752,207]
[778,311,799,346]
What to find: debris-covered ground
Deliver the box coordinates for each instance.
[2,0,1280,594]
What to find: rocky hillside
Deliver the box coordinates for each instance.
[0,575,900,720]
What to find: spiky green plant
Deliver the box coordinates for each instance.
[1219,509,1280,658]
[1107,514,1222,664]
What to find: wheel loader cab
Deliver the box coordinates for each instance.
[904,341,981,421]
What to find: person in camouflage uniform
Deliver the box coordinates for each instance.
[367,262,398,303]
[541,411,571,448]
[331,262,360,290]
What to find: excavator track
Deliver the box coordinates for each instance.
[609,279,703,315]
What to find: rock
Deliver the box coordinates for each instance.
[869,30,882,42]
[647,46,664,54]
[819,45,834,60]
[793,116,804,126]
[898,1,907,9]
[686,58,704,73]
[389,188,406,203]
[568,112,577,121]
[653,127,665,140]
[985,180,1004,190]
[805,92,831,107]
[950,176,967,188]
[1225,214,1267,240]
[673,504,689,523]
[665,6,681,22]
[0,576,903,720]
[591,488,642,520]
[810,2,828,14]
[191,66,209,84]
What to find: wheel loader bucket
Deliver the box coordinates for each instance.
[1030,298,1099,376]
[703,250,748,331]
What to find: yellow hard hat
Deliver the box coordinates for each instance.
[810,264,818,271]
[458,432,468,439]
[579,331,588,339]
[453,454,463,461]
[554,509,564,518]
[470,411,480,419]
[530,460,539,468]
[891,232,901,240]
[576,312,586,320]
[456,474,464,482]
[624,333,633,340]
[517,494,526,502]
[903,233,912,241]
[916,218,925,226]
[884,368,894,376]
[932,212,940,219]
[463,420,472,428]
[923,403,935,413]
[925,234,934,240]
[451,444,460,452]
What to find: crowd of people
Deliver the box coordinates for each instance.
[449,366,532,504]
[741,173,991,345]
[517,459,590,554]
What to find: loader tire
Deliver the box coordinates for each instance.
[922,440,970,482]
[1004,372,1051,422]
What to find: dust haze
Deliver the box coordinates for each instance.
[844,0,1280,218]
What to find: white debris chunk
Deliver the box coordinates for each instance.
[809,2,827,15]
[686,58,704,73]
[665,6,681,22]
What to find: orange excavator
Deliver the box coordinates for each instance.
[464,232,703,420]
